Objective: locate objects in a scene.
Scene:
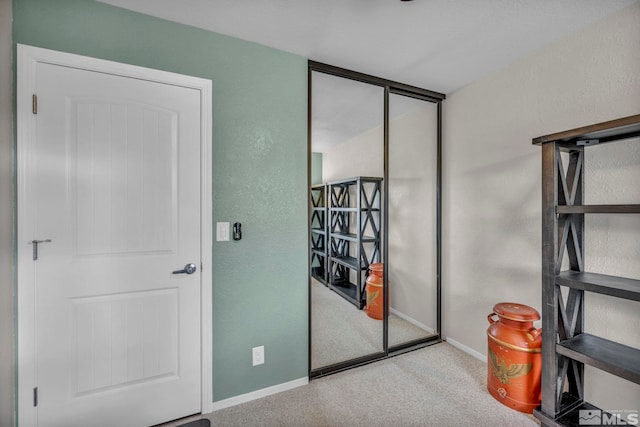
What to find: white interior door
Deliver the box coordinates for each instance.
[20,49,207,427]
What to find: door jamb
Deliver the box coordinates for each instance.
[16,44,214,425]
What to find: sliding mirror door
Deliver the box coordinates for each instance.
[310,70,385,372]
[309,62,444,377]
[387,93,440,349]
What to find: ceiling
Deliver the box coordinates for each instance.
[98,0,636,150]
[98,0,635,94]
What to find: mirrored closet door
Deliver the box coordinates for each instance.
[309,70,384,372]
[309,62,444,377]
[387,92,439,349]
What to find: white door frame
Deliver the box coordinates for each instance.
[16,44,213,425]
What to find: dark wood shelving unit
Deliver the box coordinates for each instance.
[327,176,382,309]
[310,184,327,284]
[533,114,640,426]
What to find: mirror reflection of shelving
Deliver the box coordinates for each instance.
[328,176,382,309]
[310,184,327,284]
[309,65,443,374]
[310,70,384,371]
[388,93,439,348]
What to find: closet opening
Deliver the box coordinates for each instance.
[308,61,446,378]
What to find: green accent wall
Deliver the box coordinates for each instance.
[13,0,308,402]
[311,152,323,185]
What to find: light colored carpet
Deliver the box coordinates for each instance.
[311,279,435,369]
[189,343,539,427]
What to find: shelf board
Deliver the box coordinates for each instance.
[330,232,378,243]
[310,228,326,235]
[329,280,364,309]
[556,271,640,301]
[557,333,640,385]
[311,249,326,256]
[329,255,364,270]
[534,399,618,427]
[312,207,326,211]
[328,176,383,186]
[557,204,640,214]
[330,207,380,212]
[533,114,640,146]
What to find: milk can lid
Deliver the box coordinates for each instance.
[493,302,540,322]
[368,263,384,272]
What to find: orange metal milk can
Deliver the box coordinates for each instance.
[365,263,384,320]
[486,302,542,413]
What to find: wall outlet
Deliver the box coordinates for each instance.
[252,346,264,366]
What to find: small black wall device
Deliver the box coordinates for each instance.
[233,222,242,240]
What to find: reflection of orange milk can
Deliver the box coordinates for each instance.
[365,263,384,320]
[486,302,542,413]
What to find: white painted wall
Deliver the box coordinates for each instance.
[443,1,640,415]
[0,0,14,425]
[322,125,383,183]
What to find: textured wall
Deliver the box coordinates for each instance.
[12,0,308,404]
[443,1,640,414]
[322,126,384,183]
[0,0,14,425]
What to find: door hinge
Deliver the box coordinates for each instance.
[33,387,38,407]
[32,94,37,114]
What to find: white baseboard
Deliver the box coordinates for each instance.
[445,337,486,363]
[210,377,309,412]
[389,307,435,335]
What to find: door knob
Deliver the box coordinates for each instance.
[172,263,197,275]
[28,239,52,261]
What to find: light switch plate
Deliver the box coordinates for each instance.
[216,222,230,241]
[252,346,264,366]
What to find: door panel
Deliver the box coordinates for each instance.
[33,62,201,426]
[73,289,179,395]
[388,93,439,348]
[310,70,385,372]
[73,100,177,255]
